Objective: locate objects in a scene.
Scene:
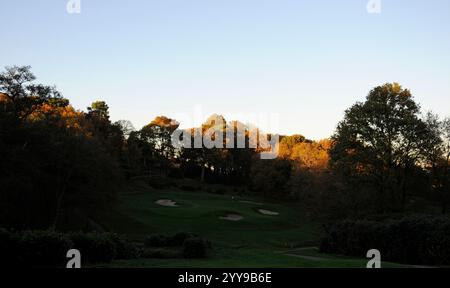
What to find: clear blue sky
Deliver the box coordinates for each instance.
[1,0,450,139]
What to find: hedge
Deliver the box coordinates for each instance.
[320,215,450,265]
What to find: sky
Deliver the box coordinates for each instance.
[1,0,450,140]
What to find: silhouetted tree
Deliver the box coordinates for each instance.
[0,65,61,120]
[424,113,450,213]
[330,83,438,212]
[139,116,180,176]
[0,66,121,230]
[250,158,292,198]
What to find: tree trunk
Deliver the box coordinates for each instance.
[200,165,205,183]
[398,164,409,212]
[51,169,73,231]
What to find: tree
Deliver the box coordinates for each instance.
[330,83,436,212]
[85,100,125,158]
[425,113,450,213]
[279,134,307,158]
[115,120,135,138]
[0,66,61,119]
[177,115,256,184]
[279,137,331,170]
[250,158,292,198]
[440,118,450,213]
[0,67,121,230]
[87,101,109,119]
[139,116,180,176]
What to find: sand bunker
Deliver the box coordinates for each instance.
[155,199,178,207]
[220,214,243,221]
[258,209,279,216]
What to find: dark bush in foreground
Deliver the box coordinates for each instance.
[17,230,72,267]
[69,232,117,263]
[1,228,209,264]
[0,228,19,266]
[69,232,140,263]
[109,233,141,260]
[143,232,210,259]
[144,233,171,247]
[182,237,208,259]
[144,232,199,247]
[142,247,181,259]
[320,215,450,265]
[0,229,140,266]
[172,232,200,246]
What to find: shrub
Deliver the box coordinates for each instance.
[109,233,140,259]
[143,232,210,258]
[182,237,207,259]
[144,233,171,247]
[144,232,199,247]
[17,230,72,267]
[142,247,181,259]
[0,229,139,266]
[69,232,117,263]
[425,225,450,265]
[171,232,199,246]
[320,215,450,265]
[0,228,19,266]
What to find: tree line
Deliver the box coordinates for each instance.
[1,66,449,230]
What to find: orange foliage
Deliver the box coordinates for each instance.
[0,93,8,102]
[28,103,86,133]
[149,116,180,132]
[279,137,331,170]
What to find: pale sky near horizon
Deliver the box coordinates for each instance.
[1,0,450,140]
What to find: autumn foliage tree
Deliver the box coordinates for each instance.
[279,135,330,170]
[179,115,254,184]
[330,83,440,213]
[0,66,123,230]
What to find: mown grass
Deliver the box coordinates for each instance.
[97,184,410,268]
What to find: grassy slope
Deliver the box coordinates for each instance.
[97,184,407,268]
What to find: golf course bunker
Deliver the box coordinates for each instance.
[155,199,178,207]
[257,209,279,216]
[220,213,244,221]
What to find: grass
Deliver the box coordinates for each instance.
[96,182,411,268]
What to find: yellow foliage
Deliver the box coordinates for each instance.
[279,138,331,170]
[28,103,86,134]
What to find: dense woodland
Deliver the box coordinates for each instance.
[1,66,449,233]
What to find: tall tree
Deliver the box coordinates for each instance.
[425,113,450,213]
[330,83,436,212]
[87,101,109,119]
[140,116,180,176]
[0,67,121,230]
[0,66,61,119]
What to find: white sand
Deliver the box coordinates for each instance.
[155,199,178,207]
[258,209,279,216]
[220,214,243,221]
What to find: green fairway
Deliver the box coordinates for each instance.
[97,185,407,268]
